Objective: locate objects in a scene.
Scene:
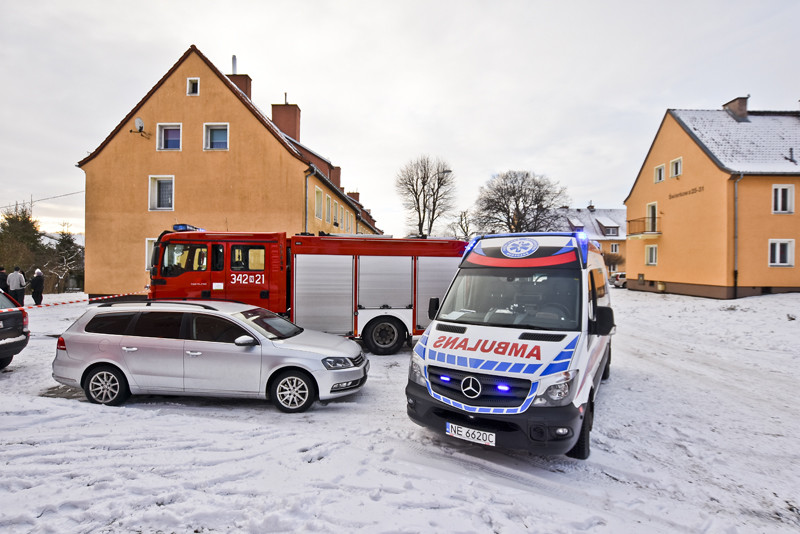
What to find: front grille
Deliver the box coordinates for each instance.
[428,365,530,408]
[518,332,566,342]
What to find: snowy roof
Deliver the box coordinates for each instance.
[557,208,627,240]
[670,109,800,174]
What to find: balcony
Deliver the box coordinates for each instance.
[627,217,661,239]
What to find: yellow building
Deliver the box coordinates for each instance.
[625,96,799,298]
[78,45,380,296]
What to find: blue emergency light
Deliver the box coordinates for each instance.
[173,224,205,232]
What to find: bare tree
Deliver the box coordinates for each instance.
[395,155,456,236]
[473,171,569,233]
[447,210,475,240]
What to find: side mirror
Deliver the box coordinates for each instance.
[428,297,440,321]
[592,306,615,336]
[234,335,258,347]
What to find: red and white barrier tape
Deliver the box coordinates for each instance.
[1,291,147,313]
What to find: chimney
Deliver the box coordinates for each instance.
[348,191,360,203]
[587,201,595,212]
[228,74,252,99]
[723,95,750,122]
[330,166,341,189]
[272,102,301,141]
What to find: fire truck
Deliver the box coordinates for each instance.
[148,226,467,355]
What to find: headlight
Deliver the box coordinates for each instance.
[322,356,354,370]
[533,370,578,407]
[408,354,427,387]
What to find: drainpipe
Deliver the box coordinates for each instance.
[303,165,316,234]
[733,173,745,299]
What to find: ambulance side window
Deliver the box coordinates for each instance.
[231,245,265,271]
[587,273,597,322]
[211,245,224,271]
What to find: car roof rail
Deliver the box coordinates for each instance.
[98,300,220,311]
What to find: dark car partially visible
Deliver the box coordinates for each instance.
[0,291,29,370]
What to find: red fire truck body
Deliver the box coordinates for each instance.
[148,229,466,354]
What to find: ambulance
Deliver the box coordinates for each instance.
[405,232,615,459]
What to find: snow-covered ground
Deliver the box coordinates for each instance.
[2,289,799,533]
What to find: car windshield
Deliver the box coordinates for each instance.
[235,308,303,340]
[438,267,581,331]
[0,292,17,309]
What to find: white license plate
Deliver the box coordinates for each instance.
[446,422,496,446]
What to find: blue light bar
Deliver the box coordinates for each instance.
[576,231,589,268]
[440,376,452,382]
[497,384,510,392]
[173,224,205,232]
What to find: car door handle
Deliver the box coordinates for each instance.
[186,351,202,357]
[122,347,138,352]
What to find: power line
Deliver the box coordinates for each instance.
[1,191,85,211]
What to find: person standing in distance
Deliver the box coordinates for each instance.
[7,266,26,305]
[30,268,45,305]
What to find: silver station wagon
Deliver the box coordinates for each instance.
[53,300,369,412]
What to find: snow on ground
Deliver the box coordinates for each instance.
[1,290,799,533]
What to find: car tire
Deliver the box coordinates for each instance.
[362,317,406,355]
[270,370,316,413]
[566,401,593,460]
[0,356,12,371]
[84,366,130,406]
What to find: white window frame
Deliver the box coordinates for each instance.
[156,123,182,151]
[769,239,795,267]
[204,123,229,151]
[149,175,175,211]
[670,157,682,178]
[772,184,795,214]
[314,187,323,219]
[610,243,619,254]
[333,200,339,225]
[325,195,331,223]
[645,245,658,266]
[654,165,665,183]
[187,77,200,96]
[145,238,157,271]
[646,202,658,232]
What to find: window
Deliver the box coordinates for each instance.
[326,195,331,223]
[149,176,174,211]
[604,227,619,236]
[189,314,249,344]
[769,239,794,267]
[646,202,658,232]
[157,123,181,150]
[610,243,619,254]
[145,238,157,271]
[315,187,323,219]
[333,201,339,225]
[85,313,136,335]
[204,123,229,150]
[231,245,265,271]
[654,165,665,183]
[670,157,682,178]
[187,78,200,95]
[645,245,658,266]
[131,312,184,339]
[161,243,208,276]
[772,185,795,214]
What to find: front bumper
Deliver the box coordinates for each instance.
[316,359,370,401]
[405,381,585,455]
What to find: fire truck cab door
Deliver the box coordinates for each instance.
[224,242,272,306]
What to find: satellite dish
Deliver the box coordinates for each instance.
[135,117,144,132]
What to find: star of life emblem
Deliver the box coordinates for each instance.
[500,238,539,258]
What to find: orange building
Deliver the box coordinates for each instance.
[625,96,799,298]
[78,45,380,296]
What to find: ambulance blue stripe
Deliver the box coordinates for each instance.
[457,356,468,367]
[543,361,570,375]
[428,384,538,415]
[495,362,511,372]
[469,358,485,369]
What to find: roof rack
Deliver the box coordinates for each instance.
[98,300,219,311]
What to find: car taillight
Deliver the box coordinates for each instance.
[57,336,67,351]
[22,310,28,327]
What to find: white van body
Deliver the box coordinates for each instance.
[405,232,615,459]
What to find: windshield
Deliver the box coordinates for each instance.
[438,267,581,331]
[235,308,303,340]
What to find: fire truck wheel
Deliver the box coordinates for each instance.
[363,317,406,355]
[270,370,317,413]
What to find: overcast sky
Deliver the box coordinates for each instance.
[3,0,800,237]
